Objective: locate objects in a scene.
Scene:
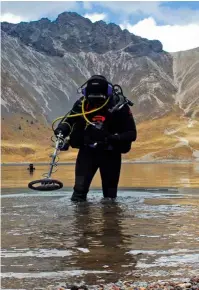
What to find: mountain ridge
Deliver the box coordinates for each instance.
[1,11,163,56]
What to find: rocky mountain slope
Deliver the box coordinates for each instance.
[1,12,177,122]
[173,47,199,118]
[1,12,199,162]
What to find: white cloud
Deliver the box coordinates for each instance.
[84,13,107,23]
[120,17,199,52]
[89,1,160,16]
[98,1,199,25]
[0,13,26,23]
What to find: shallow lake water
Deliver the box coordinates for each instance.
[1,162,199,189]
[1,163,199,289]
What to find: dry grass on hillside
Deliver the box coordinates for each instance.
[1,113,199,163]
[124,113,199,161]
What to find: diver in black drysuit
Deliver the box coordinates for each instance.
[54,75,137,202]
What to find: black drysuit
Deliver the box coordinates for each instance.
[55,97,137,201]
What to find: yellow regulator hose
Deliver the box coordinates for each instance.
[52,97,109,130]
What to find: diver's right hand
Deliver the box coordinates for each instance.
[59,140,70,151]
[54,128,64,138]
[56,134,70,151]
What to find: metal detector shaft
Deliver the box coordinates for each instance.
[46,133,63,179]
[28,132,64,191]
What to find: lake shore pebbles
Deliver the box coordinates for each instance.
[46,276,199,290]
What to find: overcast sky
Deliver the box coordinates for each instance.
[1,1,199,52]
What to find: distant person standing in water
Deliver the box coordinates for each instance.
[54,75,137,201]
[27,163,35,172]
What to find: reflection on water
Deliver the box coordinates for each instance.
[28,170,34,176]
[1,163,199,188]
[1,188,199,289]
[71,201,137,284]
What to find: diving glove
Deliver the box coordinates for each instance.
[108,133,120,141]
[54,129,70,151]
[84,123,108,144]
[59,138,70,151]
[54,128,64,138]
[107,133,120,145]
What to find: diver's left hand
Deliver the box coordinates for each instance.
[108,133,120,141]
[84,124,108,145]
[107,133,120,145]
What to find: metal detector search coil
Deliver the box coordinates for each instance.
[28,179,63,191]
[28,133,64,191]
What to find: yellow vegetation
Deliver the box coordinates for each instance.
[1,112,199,163]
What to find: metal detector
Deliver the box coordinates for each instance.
[28,133,64,191]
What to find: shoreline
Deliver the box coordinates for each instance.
[1,160,199,166]
[1,187,199,193]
